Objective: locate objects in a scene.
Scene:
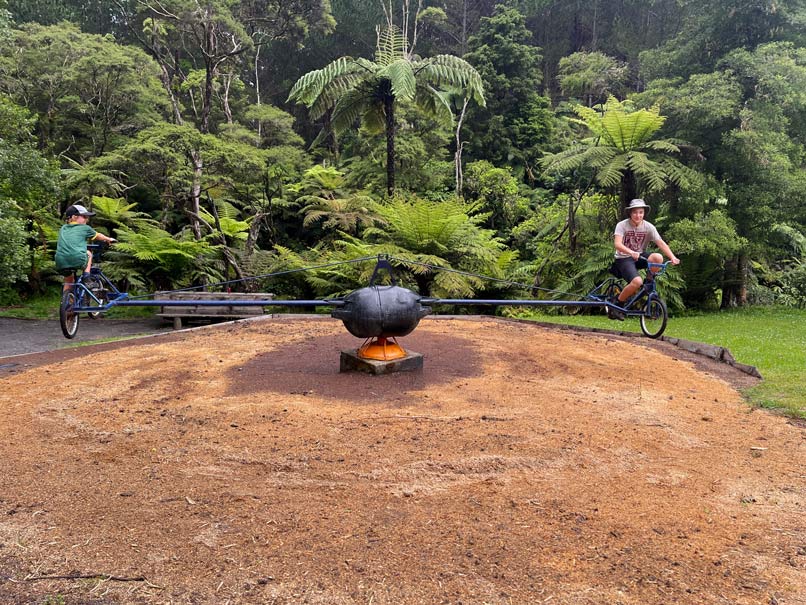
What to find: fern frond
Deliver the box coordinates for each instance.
[383,59,416,102]
[627,152,667,191]
[375,26,406,66]
[331,89,372,133]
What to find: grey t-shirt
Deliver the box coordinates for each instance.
[614,219,660,259]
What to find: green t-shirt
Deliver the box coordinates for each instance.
[55,223,97,271]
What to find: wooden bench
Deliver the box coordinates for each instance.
[155,291,275,329]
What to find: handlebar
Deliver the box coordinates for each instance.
[646,261,671,277]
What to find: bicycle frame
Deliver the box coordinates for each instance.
[67,244,128,313]
[586,262,669,315]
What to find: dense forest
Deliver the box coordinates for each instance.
[0,0,804,310]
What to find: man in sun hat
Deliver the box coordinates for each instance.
[608,198,679,320]
[55,204,116,291]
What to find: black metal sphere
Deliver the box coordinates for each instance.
[331,285,432,338]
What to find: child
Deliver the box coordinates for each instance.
[55,204,116,291]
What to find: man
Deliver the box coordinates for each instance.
[609,198,679,320]
[55,204,116,291]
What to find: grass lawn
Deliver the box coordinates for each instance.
[523,306,806,418]
[0,288,156,320]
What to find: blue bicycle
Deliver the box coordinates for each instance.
[59,243,126,338]
[587,261,671,338]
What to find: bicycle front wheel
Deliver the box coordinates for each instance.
[60,291,80,339]
[640,297,668,338]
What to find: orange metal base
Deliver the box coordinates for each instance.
[357,337,407,361]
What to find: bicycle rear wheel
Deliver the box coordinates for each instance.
[640,297,668,338]
[60,291,80,339]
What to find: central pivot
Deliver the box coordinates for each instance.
[357,336,407,361]
[331,279,431,374]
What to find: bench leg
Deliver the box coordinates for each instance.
[173,317,183,330]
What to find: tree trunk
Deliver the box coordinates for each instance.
[454,97,469,196]
[189,149,203,239]
[619,169,638,216]
[384,93,396,196]
[568,192,578,254]
[159,63,184,125]
[200,18,216,134]
[201,56,215,134]
[254,44,262,139]
[720,253,748,308]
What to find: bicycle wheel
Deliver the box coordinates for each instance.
[640,296,668,338]
[60,291,80,339]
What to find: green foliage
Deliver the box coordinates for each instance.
[241,105,305,148]
[91,196,157,230]
[0,22,169,159]
[354,195,506,297]
[113,225,223,290]
[289,25,484,193]
[291,165,384,236]
[557,51,629,106]
[463,4,554,172]
[342,103,454,196]
[462,161,531,238]
[0,199,30,284]
[541,97,700,215]
[666,210,748,307]
[639,0,804,81]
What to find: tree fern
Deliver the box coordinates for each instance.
[289,26,485,194]
[542,96,697,217]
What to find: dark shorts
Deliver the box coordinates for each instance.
[610,252,650,282]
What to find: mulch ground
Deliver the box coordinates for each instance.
[0,316,803,604]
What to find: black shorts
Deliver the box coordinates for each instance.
[611,252,650,282]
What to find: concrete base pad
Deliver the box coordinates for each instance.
[340,349,424,375]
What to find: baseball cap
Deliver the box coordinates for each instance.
[65,204,96,217]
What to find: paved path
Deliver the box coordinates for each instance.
[0,316,173,358]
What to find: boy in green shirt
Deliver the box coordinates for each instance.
[55,204,116,291]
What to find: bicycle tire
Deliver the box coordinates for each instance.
[640,297,667,338]
[60,291,80,339]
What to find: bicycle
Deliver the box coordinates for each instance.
[586,261,671,338]
[59,243,125,339]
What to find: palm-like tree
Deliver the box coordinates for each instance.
[288,26,485,196]
[541,97,698,216]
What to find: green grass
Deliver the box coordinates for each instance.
[524,306,806,418]
[0,288,155,320]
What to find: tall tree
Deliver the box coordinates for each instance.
[557,51,628,107]
[0,22,169,159]
[541,97,698,218]
[289,25,484,195]
[639,0,806,82]
[463,3,554,181]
